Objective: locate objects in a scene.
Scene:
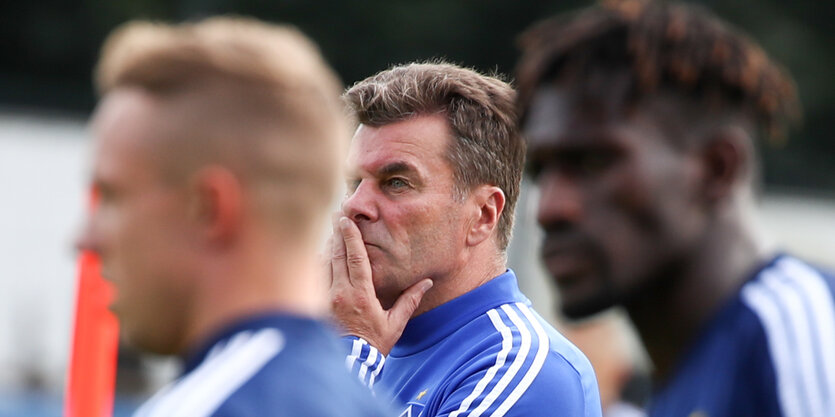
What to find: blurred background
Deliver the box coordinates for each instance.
[0,0,832,415]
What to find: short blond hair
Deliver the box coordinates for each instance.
[96,17,348,234]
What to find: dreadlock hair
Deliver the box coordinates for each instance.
[516,0,800,142]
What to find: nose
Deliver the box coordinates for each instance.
[341,180,378,223]
[536,170,583,229]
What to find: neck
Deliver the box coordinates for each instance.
[413,243,506,316]
[180,234,327,354]
[625,206,768,383]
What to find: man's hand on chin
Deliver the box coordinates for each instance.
[329,216,433,355]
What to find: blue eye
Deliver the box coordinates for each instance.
[383,177,412,192]
[388,178,407,188]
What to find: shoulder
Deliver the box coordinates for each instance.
[133,328,286,417]
[435,302,602,417]
[737,255,835,417]
[488,302,599,389]
[137,322,391,417]
[218,324,391,416]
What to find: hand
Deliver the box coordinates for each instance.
[329,216,433,355]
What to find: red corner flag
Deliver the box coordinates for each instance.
[65,192,119,417]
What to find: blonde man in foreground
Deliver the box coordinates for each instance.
[77,17,390,416]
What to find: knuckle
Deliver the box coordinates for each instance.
[330,292,367,309]
[353,296,368,308]
[406,296,420,311]
[346,253,366,267]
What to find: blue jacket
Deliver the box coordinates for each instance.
[345,270,602,417]
[649,254,835,417]
[133,313,392,416]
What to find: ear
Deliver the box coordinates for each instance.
[466,185,506,247]
[698,126,749,204]
[189,165,243,247]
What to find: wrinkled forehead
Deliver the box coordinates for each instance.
[346,116,452,173]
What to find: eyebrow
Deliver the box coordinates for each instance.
[377,161,418,177]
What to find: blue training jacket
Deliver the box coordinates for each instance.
[345,270,602,417]
[133,313,392,417]
[649,254,835,417]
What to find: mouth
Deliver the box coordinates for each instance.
[540,239,596,287]
[363,240,388,254]
[543,252,591,281]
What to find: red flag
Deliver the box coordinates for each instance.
[64,193,119,417]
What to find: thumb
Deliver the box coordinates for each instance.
[388,278,433,325]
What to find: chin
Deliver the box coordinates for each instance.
[126,328,179,356]
[373,286,399,310]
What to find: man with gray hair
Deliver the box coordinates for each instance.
[77,17,390,416]
[329,62,602,417]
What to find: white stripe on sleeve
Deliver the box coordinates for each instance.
[776,258,835,416]
[490,303,550,417]
[760,270,822,417]
[134,331,256,417]
[345,337,365,373]
[369,354,386,389]
[449,308,513,417]
[135,328,284,417]
[467,304,533,417]
[743,278,807,417]
[358,345,378,381]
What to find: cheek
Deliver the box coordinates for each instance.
[596,166,698,287]
[115,226,173,308]
[608,167,662,231]
[404,203,463,262]
[600,154,691,238]
[419,203,468,258]
[381,202,431,246]
[116,218,193,344]
[578,169,665,279]
[117,211,167,268]
[116,202,192,287]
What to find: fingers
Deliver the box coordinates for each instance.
[330,215,349,289]
[339,217,372,288]
[389,278,433,325]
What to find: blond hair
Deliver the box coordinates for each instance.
[344,62,524,250]
[96,17,348,234]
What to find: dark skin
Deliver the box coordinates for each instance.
[523,80,768,382]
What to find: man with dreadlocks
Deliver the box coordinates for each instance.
[516,1,835,417]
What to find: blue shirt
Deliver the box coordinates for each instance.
[649,254,835,417]
[345,270,602,417]
[133,313,392,417]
